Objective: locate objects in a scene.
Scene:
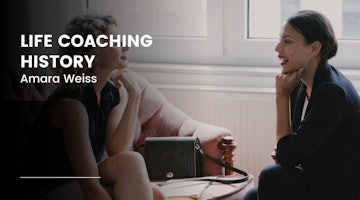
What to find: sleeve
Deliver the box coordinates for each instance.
[276,84,347,167]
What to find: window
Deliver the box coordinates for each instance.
[88,0,223,65]
[88,0,360,72]
[88,0,360,88]
[229,0,360,68]
[249,0,360,39]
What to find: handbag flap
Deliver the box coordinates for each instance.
[144,137,202,180]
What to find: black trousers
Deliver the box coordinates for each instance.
[244,164,310,200]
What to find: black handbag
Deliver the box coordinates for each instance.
[142,136,249,183]
[144,136,202,179]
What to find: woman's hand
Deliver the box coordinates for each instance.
[113,69,141,99]
[276,68,304,97]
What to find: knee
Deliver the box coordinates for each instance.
[258,164,282,187]
[113,151,147,171]
[244,187,258,200]
[118,150,144,161]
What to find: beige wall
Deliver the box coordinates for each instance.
[158,86,277,185]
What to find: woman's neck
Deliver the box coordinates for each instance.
[300,59,321,99]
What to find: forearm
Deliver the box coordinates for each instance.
[64,127,110,199]
[274,68,303,142]
[107,94,140,155]
[276,95,291,142]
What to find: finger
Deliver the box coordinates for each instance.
[112,77,122,89]
[277,72,286,76]
[116,69,127,76]
[276,73,285,78]
[115,80,122,89]
[112,72,125,89]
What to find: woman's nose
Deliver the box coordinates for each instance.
[274,42,281,52]
[122,46,130,52]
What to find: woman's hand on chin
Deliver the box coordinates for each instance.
[276,68,304,96]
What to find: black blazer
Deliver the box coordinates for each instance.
[276,62,360,200]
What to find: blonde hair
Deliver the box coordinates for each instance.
[59,15,116,91]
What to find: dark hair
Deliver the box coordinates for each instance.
[287,10,337,60]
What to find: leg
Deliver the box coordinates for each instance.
[99,151,166,200]
[257,164,309,200]
[151,182,167,200]
[244,187,258,200]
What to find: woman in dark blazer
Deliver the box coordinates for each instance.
[245,10,360,200]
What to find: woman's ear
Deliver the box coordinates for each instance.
[311,41,322,54]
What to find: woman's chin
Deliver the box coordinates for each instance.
[281,66,299,74]
[118,62,128,69]
[281,67,290,74]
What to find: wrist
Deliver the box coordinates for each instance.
[276,95,289,106]
[276,93,290,99]
[127,91,141,101]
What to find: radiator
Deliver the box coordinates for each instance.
[158,87,277,185]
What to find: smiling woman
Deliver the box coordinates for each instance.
[244,10,360,200]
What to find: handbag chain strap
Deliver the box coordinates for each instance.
[194,142,249,183]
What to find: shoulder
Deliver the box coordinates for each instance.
[314,64,358,99]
